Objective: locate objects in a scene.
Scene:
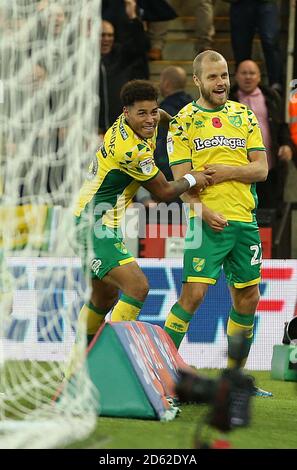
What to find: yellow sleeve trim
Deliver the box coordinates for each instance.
[186,276,216,284]
[233,277,261,288]
[119,257,135,266]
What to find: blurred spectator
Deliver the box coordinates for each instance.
[102,0,177,61]
[98,2,150,133]
[6,63,58,200]
[139,0,177,61]
[36,3,71,200]
[195,0,216,54]
[285,89,297,204]
[224,0,282,93]
[36,2,66,43]
[146,22,168,61]
[230,59,295,210]
[289,90,297,149]
[155,66,193,181]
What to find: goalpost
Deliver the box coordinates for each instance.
[0,0,102,449]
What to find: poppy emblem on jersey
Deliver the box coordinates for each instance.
[139,158,154,175]
[192,257,205,272]
[228,115,242,128]
[212,117,222,128]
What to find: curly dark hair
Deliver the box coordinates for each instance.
[120,79,159,107]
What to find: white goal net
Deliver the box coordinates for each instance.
[0,0,102,449]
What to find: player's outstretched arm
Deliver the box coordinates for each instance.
[204,150,268,184]
[142,167,214,203]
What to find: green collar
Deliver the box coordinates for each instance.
[193,101,226,113]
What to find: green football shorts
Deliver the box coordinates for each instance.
[183,216,262,288]
[75,217,134,280]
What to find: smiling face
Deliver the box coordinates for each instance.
[124,100,160,139]
[194,57,230,109]
[235,60,261,94]
[101,20,114,55]
[47,4,65,36]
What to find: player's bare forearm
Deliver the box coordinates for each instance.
[152,173,212,202]
[143,168,213,202]
[172,162,209,204]
[169,178,196,200]
[227,160,268,183]
[205,150,268,184]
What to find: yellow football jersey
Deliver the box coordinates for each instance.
[74,114,159,228]
[168,100,266,222]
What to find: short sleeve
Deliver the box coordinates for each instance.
[168,115,192,167]
[246,109,266,153]
[118,144,159,182]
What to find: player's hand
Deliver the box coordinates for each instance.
[190,170,214,192]
[124,0,137,19]
[202,206,228,232]
[204,164,232,184]
[278,145,292,161]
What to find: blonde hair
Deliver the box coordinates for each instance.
[193,50,226,78]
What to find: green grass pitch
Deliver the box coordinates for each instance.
[67,370,297,449]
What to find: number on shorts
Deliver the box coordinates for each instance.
[250,243,262,266]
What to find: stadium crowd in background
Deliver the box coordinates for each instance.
[230,59,296,211]
[223,0,283,94]
[99,0,150,134]
[102,0,177,62]
[194,0,216,54]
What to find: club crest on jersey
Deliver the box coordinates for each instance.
[228,115,242,128]
[192,257,205,272]
[139,158,154,175]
